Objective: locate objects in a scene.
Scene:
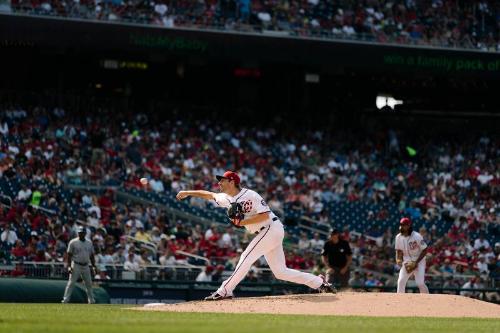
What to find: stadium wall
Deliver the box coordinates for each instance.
[101,281,499,304]
[0,278,110,303]
[1,13,500,77]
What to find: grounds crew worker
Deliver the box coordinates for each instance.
[321,229,353,289]
[62,226,96,303]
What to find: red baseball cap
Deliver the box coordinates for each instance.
[399,217,412,225]
[216,171,240,185]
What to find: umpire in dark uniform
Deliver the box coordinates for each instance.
[321,229,353,289]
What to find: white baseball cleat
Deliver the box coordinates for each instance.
[204,292,233,301]
[318,274,337,294]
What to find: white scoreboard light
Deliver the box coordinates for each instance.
[376,94,403,110]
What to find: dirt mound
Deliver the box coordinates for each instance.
[139,292,500,318]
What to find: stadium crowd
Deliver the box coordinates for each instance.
[0,104,498,296]
[5,0,500,51]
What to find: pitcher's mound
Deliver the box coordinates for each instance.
[140,292,500,318]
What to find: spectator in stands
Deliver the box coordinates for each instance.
[112,246,127,264]
[138,250,152,266]
[474,234,491,250]
[364,272,383,288]
[348,270,364,287]
[196,265,214,282]
[97,247,115,271]
[440,259,455,276]
[220,226,235,249]
[442,276,460,294]
[87,211,99,229]
[135,226,152,243]
[460,276,483,298]
[11,240,28,259]
[174,223,189,241]
[298,232,311,251]
[149,177,165,193]
[191,224,204,242]
[204,223,218,240]
[124,253,140,272]
[310,233,325,253]
[1,224,18,246]
[159,248,176,266]
[476,256,489,275]
[10,262,26,277]
[94,268,111,280]
[125,216,144,235]
[150,226,162,244]
[17,185,32,203]
[211,265,225,282]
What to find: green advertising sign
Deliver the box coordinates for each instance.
[383,54,500,73]
[129,34,208,53]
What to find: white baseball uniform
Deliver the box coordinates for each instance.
[395,231,429,293]
[213,188,323,296]
[62,238,95,303]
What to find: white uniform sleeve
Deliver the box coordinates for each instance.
[213,193,231,208]
[416,233,428,250]
[253,192,270,214]
[67,240,74,254]
[395,235,403,251]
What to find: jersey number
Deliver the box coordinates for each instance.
[409,241,418,250]
[242,200,253,213]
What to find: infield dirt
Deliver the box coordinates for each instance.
[139,292,500,318]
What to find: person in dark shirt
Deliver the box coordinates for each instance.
[321,229,353,288]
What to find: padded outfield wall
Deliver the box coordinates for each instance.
[0,278,110,303]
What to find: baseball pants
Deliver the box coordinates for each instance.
[62,263,95,303]
[397,261,429,293]
[217,220,323,296]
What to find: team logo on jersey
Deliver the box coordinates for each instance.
[409,241,418,250]
[242,200,253,213]
[261,199,267,206]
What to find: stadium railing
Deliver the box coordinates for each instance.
[3,261,204,281]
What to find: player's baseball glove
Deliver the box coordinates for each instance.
[227,202,245,227]
[404,261,417,273]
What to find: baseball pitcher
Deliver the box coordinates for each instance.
[395,217,429,293]
[176,170,335,300]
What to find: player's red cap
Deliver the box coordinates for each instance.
[399,217,412,225]
[216,171,240,185]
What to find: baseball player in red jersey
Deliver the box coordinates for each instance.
[176,170,335,300]
[395,217,429,293]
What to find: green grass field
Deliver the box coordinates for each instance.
[0,304,498,333]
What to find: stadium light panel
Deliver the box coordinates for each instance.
[376,95,403,110]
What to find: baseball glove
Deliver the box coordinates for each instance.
[404,261,417,273]
[227,202,245,227]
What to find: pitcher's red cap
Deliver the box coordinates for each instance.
[216,171,240,185]
[399,217,412,225]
